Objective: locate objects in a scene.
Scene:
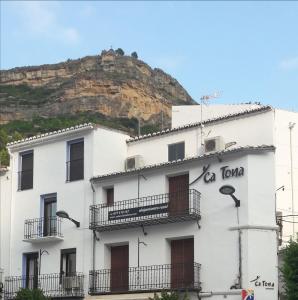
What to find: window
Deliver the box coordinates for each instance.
[66,139,84,182]
[106,187,114,206]
[19,151,33,190]
[23,252,38,289]
[168,142,185,162]
[60,248,76,277]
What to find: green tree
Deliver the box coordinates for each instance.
[0,149,9,166]
[115,48,125,56]
[281,240,298,300]
[131,51,138,59]
[15,288,47,300]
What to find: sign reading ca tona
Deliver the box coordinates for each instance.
[108,203,168,221]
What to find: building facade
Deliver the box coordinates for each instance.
[0,104,297,300]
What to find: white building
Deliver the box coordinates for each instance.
[0,104,297,300]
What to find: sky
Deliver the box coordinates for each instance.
[1,1,298,111]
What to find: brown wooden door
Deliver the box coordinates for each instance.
[111,245,129,292]
[168,174,189,216]
[171,238,194,289]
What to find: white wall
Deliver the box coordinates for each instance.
[92,151,278,300]
[274,109,298,245]
[92,127,129,176]
[0,169,12,278]
[128,110,274,166]
[8,130,94,278]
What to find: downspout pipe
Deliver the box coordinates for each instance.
[90,180,96,292]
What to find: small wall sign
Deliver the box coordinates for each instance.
[250,275,275,290]
[190,164,245,185]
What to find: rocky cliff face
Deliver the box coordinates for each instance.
[0,50,195,125]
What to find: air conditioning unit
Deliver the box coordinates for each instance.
[62,276,80,290]
[204,136,225,153]
[125,155,144,171]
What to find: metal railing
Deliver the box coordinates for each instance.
[4,273,84,299]
[90,189,200,231]
[89,262,201,294]
[17,169,33,191]
[24,217,62,240]
[66,159,84,182]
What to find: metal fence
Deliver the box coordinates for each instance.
[89,262,201,294]
[4,273,84,299]
[24,217,62,240]
[90,189,201,231]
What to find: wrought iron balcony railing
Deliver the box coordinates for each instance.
[90,189,200,232]
[4,273,84,299]
[24,217,62,240]
[18,169,33,191]
[89,262,201,295]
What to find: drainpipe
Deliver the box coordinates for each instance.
[289,122,296,238]
[90,180,96,292]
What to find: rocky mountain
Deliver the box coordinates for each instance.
[0,49,195,126]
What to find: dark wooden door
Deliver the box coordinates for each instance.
[171,238,194,289]
[25,253,39,289]
[168,174,189,216]
[111,245,129,292]
[106,188,114,206]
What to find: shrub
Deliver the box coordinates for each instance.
[131,51,138,59]
[115,48,125,56]
[149,291,189,300]
[15,288,47,300]
[281,240,298,300]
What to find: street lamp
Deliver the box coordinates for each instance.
[56,210,80,228]
[219,185,240,207]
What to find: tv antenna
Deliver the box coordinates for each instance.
[199,91,222,146]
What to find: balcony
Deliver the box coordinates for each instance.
[23,217,63,243]
[90,189,201,232]
[89,262,201,295]
[4,273,84,299]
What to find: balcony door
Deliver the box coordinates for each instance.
[61,248,76,277]
[171,238,194,289]
[168,174,189,216]
[25,252,39,289]
[110,245,129,292]
[43,196,57,236]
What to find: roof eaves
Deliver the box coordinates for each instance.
[7,123,94,149]
[126,105,272,143]
[90,145,275,182]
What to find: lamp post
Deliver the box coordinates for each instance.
[137,237,147,268]
[219,185,241,289]
[56,210,80,228]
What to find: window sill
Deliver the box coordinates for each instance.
[17,187,33,192]
[65,178,84,183]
